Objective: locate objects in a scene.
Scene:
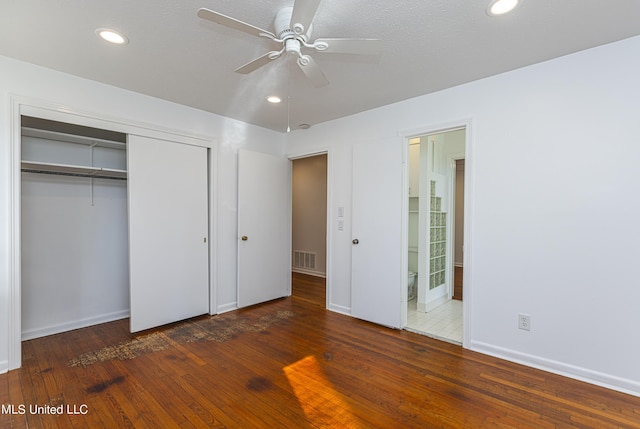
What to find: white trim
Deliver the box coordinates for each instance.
[8,95,218,371]
[15,96,212,147]
[398,121,468,140]
[400,136,409,324]
[425,295,449,312]
[470,341,640,397]
[21,310,130,341]
[292,268,326,278]
[327,303,351,316]
[288,150,328,160]
[8,98,22,370]
[209,145,219,315]
[461,119,474,349]
[0,360,8,375]
[325,150,334,312]
[216,302,238,314]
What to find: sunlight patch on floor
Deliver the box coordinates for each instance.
[283,355,364,428]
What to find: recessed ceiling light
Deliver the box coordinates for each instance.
[486,0,520,16]
[266,96,282,103]
[96,28,129,45]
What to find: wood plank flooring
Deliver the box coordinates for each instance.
[291,272,326,307]
[2,296,639,428]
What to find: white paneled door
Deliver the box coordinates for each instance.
[237,150,291,308]
[128,135,209,333]
[351,139,403,328]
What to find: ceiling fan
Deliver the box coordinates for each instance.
[197,0,382,87]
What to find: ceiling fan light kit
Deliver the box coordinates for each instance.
[197,0,382,88]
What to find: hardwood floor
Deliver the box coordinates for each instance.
[291,272,326,307]
[2,297,638,428]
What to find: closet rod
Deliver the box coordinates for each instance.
[21,169,127,181]
[21,127,126,149]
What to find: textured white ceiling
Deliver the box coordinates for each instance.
[1,0,639,132]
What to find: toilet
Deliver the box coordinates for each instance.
[408,271,417,301]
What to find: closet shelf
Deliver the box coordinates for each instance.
[21,161,127,180]
[22,127,126,150]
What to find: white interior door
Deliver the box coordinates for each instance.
[128,135,209,332]
[237,150,290,308]
[352,139,402,328]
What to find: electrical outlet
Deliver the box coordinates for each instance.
[518,314,531,331]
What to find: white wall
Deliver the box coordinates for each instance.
[285,36,640,395]
[0,55,284,372]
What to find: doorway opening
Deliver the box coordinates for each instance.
[291,154,328,308]
[405,128,466,343]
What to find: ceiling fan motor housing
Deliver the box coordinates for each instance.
[285,39,302,56]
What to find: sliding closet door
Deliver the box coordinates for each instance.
[128,135,209,332]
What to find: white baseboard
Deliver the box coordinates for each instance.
[470,340,640,397]
[292,268,326,278]
[216,302,238,314]
[0,360,8,374]
[426,295,449,312]
[454,262,464,267]
[21,309,130,341]
[327,303,351,316]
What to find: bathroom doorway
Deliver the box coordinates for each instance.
[291,154,328,307]
[405,128,465,343]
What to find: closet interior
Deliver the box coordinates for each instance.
[20,116,130,340]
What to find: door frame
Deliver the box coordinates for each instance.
[7,95,217,370]
[399,118,473,348]
[287,149,331,309]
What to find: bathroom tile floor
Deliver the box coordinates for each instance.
[406,299,462,344]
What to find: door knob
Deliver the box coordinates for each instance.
[352,238,359,245]
[241,235,248,241]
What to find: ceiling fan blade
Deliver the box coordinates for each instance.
[197,8,275,39]
[313,38,383,55]
[297,55,329,87]
[290,0,321,35]
[235,51,281,74]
